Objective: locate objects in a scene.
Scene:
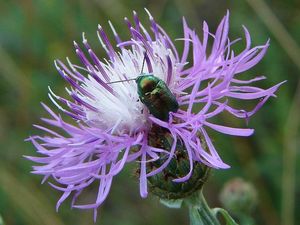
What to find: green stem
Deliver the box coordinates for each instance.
[0,214,4,225]
[185,191,221,225]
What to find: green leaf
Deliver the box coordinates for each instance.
[159,198,183,209]
[212,208,239,225]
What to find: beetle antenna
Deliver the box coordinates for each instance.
[106,78,136,84]
[106,52,147,85]
[140,52,147,74]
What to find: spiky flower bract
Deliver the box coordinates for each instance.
[27,10,283,220]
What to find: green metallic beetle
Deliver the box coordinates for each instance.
[108,53,179,121]
[136,74,179,121]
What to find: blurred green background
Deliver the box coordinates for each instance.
[0,0,299,225]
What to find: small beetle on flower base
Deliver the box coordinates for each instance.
[107,53,179,121]
[136,74,179,121]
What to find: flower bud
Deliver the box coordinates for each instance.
[220,178,257,215]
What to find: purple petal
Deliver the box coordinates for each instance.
[205,121,254,136]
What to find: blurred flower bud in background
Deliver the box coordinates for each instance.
[220,177,257,224]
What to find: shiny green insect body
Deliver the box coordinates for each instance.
[136,74,179,121]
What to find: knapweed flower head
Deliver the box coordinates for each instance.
[27,10,284,219]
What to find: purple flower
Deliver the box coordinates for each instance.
[27,10,284,220]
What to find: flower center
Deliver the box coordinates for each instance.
[81,42,178,134]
